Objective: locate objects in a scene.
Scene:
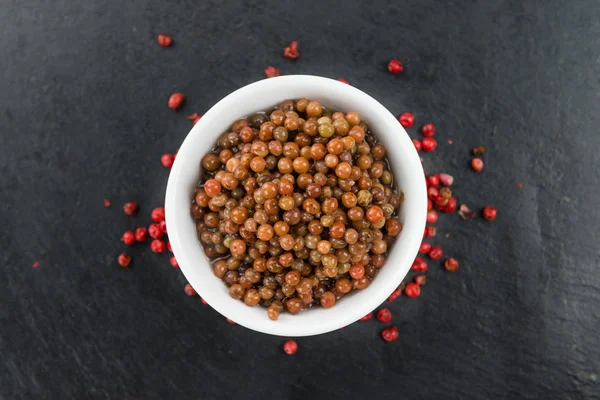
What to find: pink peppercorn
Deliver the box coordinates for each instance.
[415,275,427,286]
[427,199,433,211]
[104,199,111,208]
[161,154,174,169]
[419,242,431,254]
[387,59,404,74]
[471,158,484,172]
[123,202,138,216]
[426,209,438,224]
[388,288,402,302]
[412,139,422,152]
[424,226,437,238]
[427,187,439,201]
[381,326,399,342]
[167,241,172,252]
[360,312,373,321]
[429,246,443,260]
[170,256,179,268]
[411,257,428,272]
[184,283,196,296]
[168,92,184,109]
[399,112,415,128]
[150,239,166,253]
[444,258,459,272]
[422,137,437,152]
[338,78,349,84]
[377,308,392,323]
[159,220,167,234]
[122,231,135,246]
[439,173,454,186]
[404,283,421,298]
[151,207,165,222]
[482,206,497,221]
[148,223,164,239]
[135,227,147,242]
[421,123,436,137]
[117,253,131,268]
[427,174,440,187]
[283,340,298,355]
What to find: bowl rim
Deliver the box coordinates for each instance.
[165,75,427,336]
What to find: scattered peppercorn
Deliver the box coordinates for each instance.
[117,253,131,268]
[387,59,404,74]
[123,202,138,216]
[419,242,431,254]
[482,206,497,221]
[122,231,135,245]
[381,326,399,342]
[422,137,437,152]
[388,288,401,302]
[360,312,373,321]
[412,139,422,152]
[104,199,111,208]
[168,92,185,109]
[471,158,484,172]
[184,283,197,296]
[283,340,298,354]
[170,256,179,268]
[424,226,437,238]
[32,261,40,268]
[187,113,200,121]
[377,308,392,323]
[399,112,415,128]
[439,173,454,187]
[458,204,476,220]
[135,227,148,242]
[404,282,421,298]
[148,223,164,239]
[444,258,459,272]
[421,123,435,137]
[157,34,173,47]
[415,275,427,286]
[283,41,299,60]
[338,78,349,84]
[411,257,428,272]
[150,239,166,253]
[151,207,165,222]
[429,246,443,260]
[264,66,280,78]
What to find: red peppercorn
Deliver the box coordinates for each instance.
[381,326,399,342]
[376,308,392,323]
[427,199,433,211]
[360,312,373,321]
[404,283,421,298]
[159,220,167,234]
[200,298,208,305]
[264,66,280,78]
[471,158,484,172]
[424,226,437,238]
[419,242,431,254]
[167,241,172,252]
[283,340,298,355]
[123,202,138,216]
[421,123,436,137]
[439,173,454,187]
[442,197,457,213]
[415,275,427,286]
[117,253,131,268]
[122,231,135,246]
[32,261,40,268]
[411,257,428,272]
[482,206,497,221]
[283,41,299,60]
[104,199,111,208]
[399,112,415,128]
[412,139,422,152]
[148,223,164,239]
[338,78,349,84]
[429,246,443,260]
[168,92,184,109]
[134,227,147,242]
[184,283,196,296]
[150,239,166,253]
[170,256,179,268]
[444,258,459,272]
[388,288,401,302]
[157,34,173,47]
[151,207,165,222]
[422,137,437,152]
[427,187,439,201]
[161,153,174,169]
[387,59,403,74]
[187,112,200,121]
[427,174,440,187]
[226,318,236,324]
[426,210,438,224]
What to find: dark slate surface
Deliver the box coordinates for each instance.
[1,1,599,399]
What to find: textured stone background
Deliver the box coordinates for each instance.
[1,0,599,399]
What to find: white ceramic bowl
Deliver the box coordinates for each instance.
[165,75,427,337]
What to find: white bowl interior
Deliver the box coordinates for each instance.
[165,75,427,337]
